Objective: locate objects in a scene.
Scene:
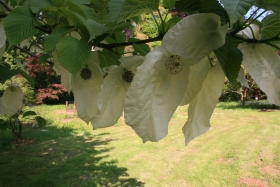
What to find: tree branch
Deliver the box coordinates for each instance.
[13,45,53,65]
[95,36,162,49]
[0,0,11,12]
[227,33,280,49]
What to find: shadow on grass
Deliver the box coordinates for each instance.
[216,101,280,110]
[0,122,144,187]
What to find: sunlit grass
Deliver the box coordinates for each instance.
[0,102,279,186]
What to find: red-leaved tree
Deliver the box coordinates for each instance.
[25,56,73,104]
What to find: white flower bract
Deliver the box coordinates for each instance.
[1,84,23,117]
[91,56,145,129]
[237,68,249,88]
[183,64,225,145]
[124,13,228,143]
[72,52,103,124]
[238,24,280,105]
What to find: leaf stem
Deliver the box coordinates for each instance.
[240,6,261,29]
[157,8,165,33]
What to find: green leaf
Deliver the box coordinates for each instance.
[132,43,150,56]
[175,0,201,12]
[86,19,108,41]
[51,0,65,7]
[109,0,159,24]
[30,0,54,13]
[66,0,87,19]
[256,0,280,16]
[261,14,280,39]
[225,36,243,47]
[56,36,91,75]
[35,116,46,128]
[129,38,150,56]
[220,0,255,24]
[270,40,280,49]
[22,111,37,118]
[80,4,102,21]
[44,26,75,52]
[264,4,280,20]
[162,0,176,9]
[107,21,132,32]
[104,31,125,55]
[175,0,229,25]
[39,54,51,63]
[199,0,229,25]
[97,49,121,69]
[0,63,34,86]
[3,7,38,46]
[90,0,110,19]
[59,7,88,36]
[70,0,90,4]
[214,44,243,83]
[159,16,181,32]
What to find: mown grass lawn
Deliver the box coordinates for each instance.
[0,102,279,187]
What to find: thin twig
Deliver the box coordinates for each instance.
[0,0,11,11]
[13,45,53,64]
[96,36,162,49]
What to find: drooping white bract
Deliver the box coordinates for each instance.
[180,57,210,106]
[1,84,23,117]
[124,13,228,142]
[238,25,280,105]
[72,51,103,124]
[91,56,145,129]
[183,64,225,145]
[237,68,249,88]
[0,19,6,48]
[52,50,72,92]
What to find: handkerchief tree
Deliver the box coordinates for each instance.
[0,0,279,145]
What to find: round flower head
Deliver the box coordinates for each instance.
[72,51,103,124]
[124,13,228,143]
[91,55,145,129]
[238,24,280,105]
[2,83,23,117]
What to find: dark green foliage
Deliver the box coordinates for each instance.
[219,80,241,102]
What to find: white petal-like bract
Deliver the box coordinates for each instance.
[239,43,280,105]
[2,84,23,117]
[72,52,103,123]
[91,56,145,129]
[180,57,210,106]
[237,68,249,88]
[91,67,129,128]
[125,46,190,142]
[161,13,228,64]
[182,64,225,145]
